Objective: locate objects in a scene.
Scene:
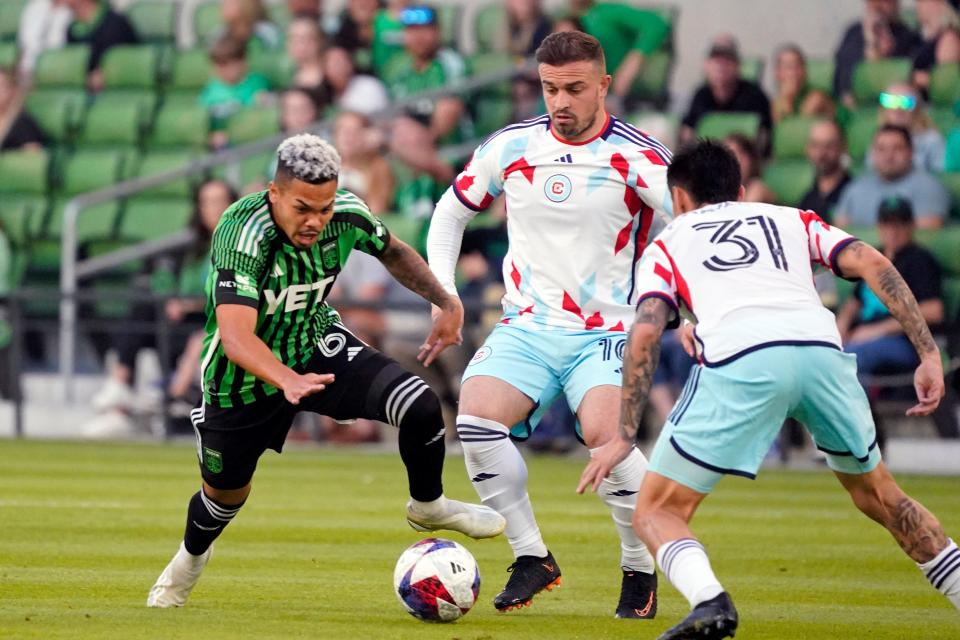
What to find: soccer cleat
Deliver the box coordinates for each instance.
[91,379,135,412]
[493,551,562,611]
[146,542,213,608]
[405,498,506,539]
[615,569,658,619]
[656,592,738,640]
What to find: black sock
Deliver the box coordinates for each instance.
[396,388,445,502]
[183,490,244,555]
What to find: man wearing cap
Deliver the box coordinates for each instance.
[679,35,772,153]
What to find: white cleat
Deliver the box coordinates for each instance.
[146,542,212,608]
[406,497,506,539]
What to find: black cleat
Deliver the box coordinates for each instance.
[493,551,562,611]
[615,569,657,619]
[657,592,738,640]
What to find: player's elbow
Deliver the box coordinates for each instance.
[837,241,889,280]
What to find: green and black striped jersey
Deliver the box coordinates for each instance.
[200,189,391,408]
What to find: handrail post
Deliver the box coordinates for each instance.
[59,198,82,403]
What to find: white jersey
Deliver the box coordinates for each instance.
[635,201,857,366]
[427,113,673,332]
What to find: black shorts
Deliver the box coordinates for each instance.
[191,324,420,490]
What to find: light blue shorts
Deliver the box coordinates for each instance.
[462,323,626,441]
[648,345,881,494]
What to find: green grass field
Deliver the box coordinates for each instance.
[1,439,958,639]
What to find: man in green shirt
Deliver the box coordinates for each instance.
[147,134,504,608]
[573,0,671,109]
[199,36,271,148]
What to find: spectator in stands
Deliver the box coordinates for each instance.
[280,87,320,133]
[680,35,773,153]
[873,82,945,171]
[551,14,584,34]
[571,0,670,112]
[725,133,778,203]
[833,0,920,108]
[286,0,323,21]
[385,5,469,186]
[63,0,139,93]
[17,0,72,80]
[913,0,960,94]
[83,179,237,437]
[323,45,390,116]
[199,36,271,149]
[771,44,835,123]
[798,120,851,222]
[0,67,47,151]
[333,0,408,76]
[210,0,282,52]
[503,0,552,58]
[946,120,960,170]
[333,111,395,215]
[836,124,949,228]
[286,17,330,97]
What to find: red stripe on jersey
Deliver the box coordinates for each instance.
[641,148,667,166]
[510,261,522,289]
[654,261,673,286]
[609,320,625,332]
[584,311,604,330]
[654,239,693,313]
[614,218,634,255]
[503,156,536,184]
[519,305,534,315]
[562,291,584,318]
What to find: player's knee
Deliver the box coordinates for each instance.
[396,384,445,440]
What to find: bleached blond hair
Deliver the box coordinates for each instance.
[276,133,341,184]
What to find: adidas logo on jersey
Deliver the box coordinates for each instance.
[272,262,284,277]
[554,153,573,163]
[346,346,362,361]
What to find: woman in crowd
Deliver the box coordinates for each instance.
[725,133,778,203]
[0,67,46,151]
[770,44,835,123]
[913,0,960,95]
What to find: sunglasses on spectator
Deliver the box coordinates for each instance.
[879,92,917,111]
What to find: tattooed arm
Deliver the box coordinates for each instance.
[577,297,671,493]
[378,235,464,366]
[835,240,944,415]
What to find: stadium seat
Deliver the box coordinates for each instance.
[436,4,461,49]
[249,50,290,90]
[930,106,959,136]
[380,214,423,248]
[147,102,210,151]
[168,48,211,93]
[126,0,179,44]
[134,151,199,199]
[472,95,513,137]
[806,58,835,94]
[44,199,121,242]
[696,112,761,141]
[101,45,161,90]
[0,0,26,41]
[213,150,274,187]
[226,107,280,145]
[762,159,815,206]
[852,58,912,104]
[119,198,193,241]
[943,277,960,323]
[772,116,817,160]
[473,3,504,53]
[192,1,223,44]
[632,51,672,108]
[0,42,16,67]
[58,149,127,197]
[33,46,89,88]
[25,90,87,144]
[929,64,960,107]
[76,98,148,149]
[0,199,45,246]
[739,57,764,84]
[468,52,513,97]
[941,172,960,220]
[0,150,49,195]
[845,109,879,162]
[924,225,960,276]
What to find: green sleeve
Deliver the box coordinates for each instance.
[210,218,267,307]
[335,192,392,257]
[629,8,670,55]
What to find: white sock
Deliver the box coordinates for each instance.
[657,538,724,609]
[590,446,655,573]
[918,538,960,611]
[457,415,548,559]
[408,495,449,517]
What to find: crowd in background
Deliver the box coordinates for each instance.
[0,0,958,444]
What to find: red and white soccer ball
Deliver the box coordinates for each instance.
[393,538,480,622]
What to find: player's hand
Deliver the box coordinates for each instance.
[907,356,944,417]
[680,321,696,357]
[418,298,464,367]
[283,372,335,405]
[576,437,635,494]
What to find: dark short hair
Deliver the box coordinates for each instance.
[667,139,742,205]
[875,123,913,150]
[877,196,914,225]
[535,30,605,71]
[209,36,247,63]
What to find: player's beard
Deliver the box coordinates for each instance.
[552,109,596,140]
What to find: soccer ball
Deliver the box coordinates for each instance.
[393,537,480,622]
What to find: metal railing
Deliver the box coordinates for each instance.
[57,59,535,401]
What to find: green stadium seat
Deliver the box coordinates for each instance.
[632,51,672,108]
[0,0,26,41]
[25,90,87,143]
[0,198,46,246]
[119,198,193,241]
[941,172,960,220]
[473,3,505,53]
[472,96,513,137]
[763,159,815,206]
[923,225,960,276]
[101,45,161,90]
[436,4,461,49]
[147,102,210,150]
[226,107,280,145]
[33,46,89,88]
[0,150,49,195]
[213,151,274,186]
[193,1,223,44]
[930,106,959,136]
[468,51,513,97]
[44,199,121,241]
[943,277,960,323]
[168,48,211,93]
[76,98,148,148]
[380,214,423,248]
[696,112,761,141]
[739,57,764,84]
[134,151,199,199]
[772,116,817,160]
[126,0,179,44]
[845,109,879,162]
[0,42,17,67]
[806,58,835,94]
[852,57,911,104]
[249,50,290,89]
[929,64,960,107]
[58,150,127,197]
